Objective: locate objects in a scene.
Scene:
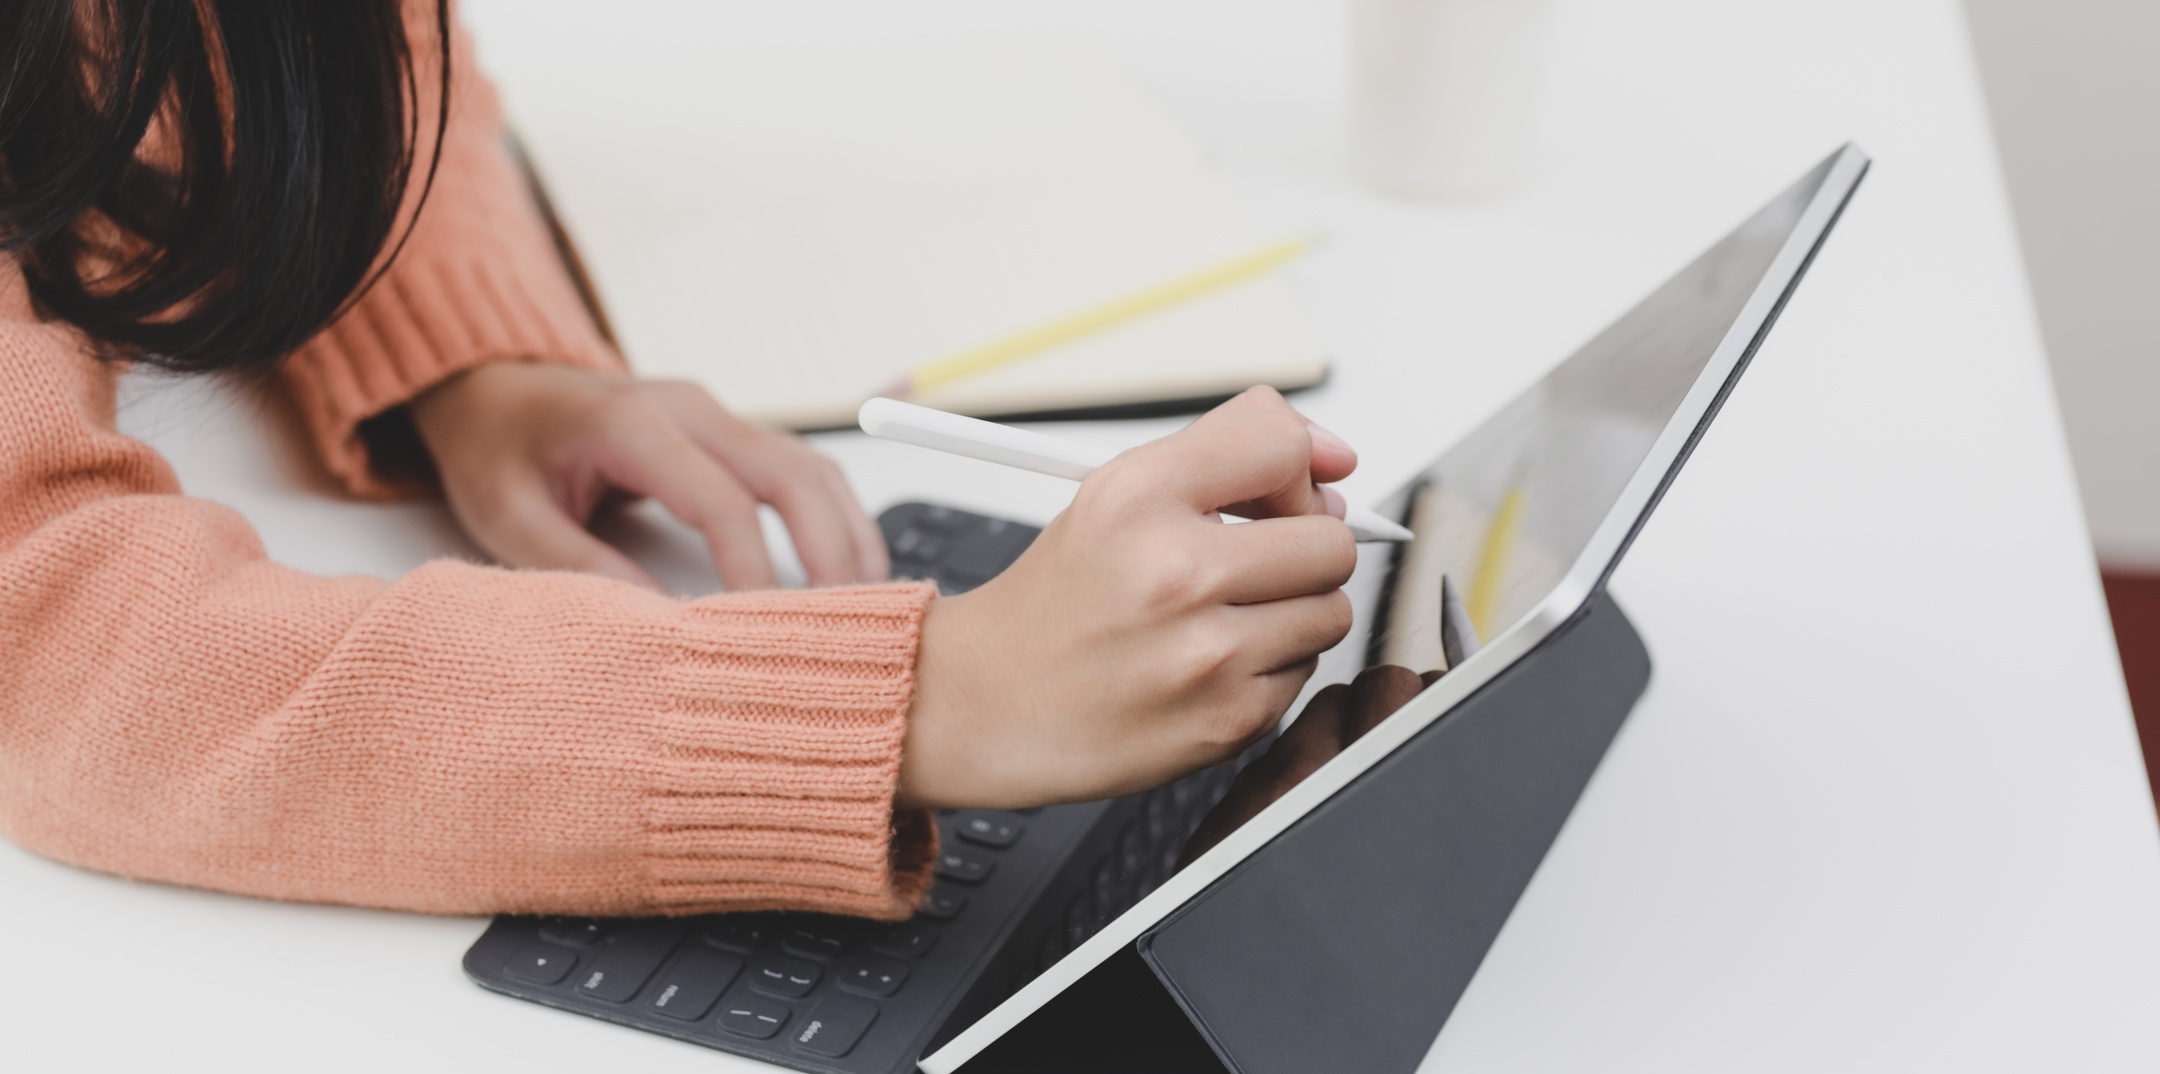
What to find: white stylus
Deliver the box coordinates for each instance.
[858,398,1415,543]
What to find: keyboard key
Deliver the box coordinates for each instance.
[867,923,937,960]
[935,850,996,884]
[1094,848,1137,915]
[791,995,879,1058]
[1064,891,1097,948]
[537,918,606,947]
[747,955,822,998]
[505,945,576,985]
[576,920,687,1003]
[718,997,791,1040]
[889,528,948,563]
[646,947,741,1022]
[1202,764,1235,803]
[835,954,909,998]
[1144,792,1178,843]
[1171,776,1204,814]
[1117,821,1148,878]
[917,883,966,921]
[943,520,1034,583]
[953,813,1024,848]
[781,925,849,961]
[910,505,972,536]
[701,919,769,954]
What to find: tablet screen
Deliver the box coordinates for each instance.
[1351,155,1834,680]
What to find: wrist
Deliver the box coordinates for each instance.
[407,361,505,452]
[898,592,1031,810]
[898,594,968,809]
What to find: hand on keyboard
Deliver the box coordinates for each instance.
[1178,664,1440,867]
[899,387,1366,809]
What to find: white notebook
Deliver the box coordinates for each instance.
[488,41,1329,430]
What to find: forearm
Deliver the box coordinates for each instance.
[0,495,937,917]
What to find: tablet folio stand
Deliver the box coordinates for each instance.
[956,591,1651,1074]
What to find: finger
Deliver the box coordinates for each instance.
[767,435,889,583]
[1193,386,1360,503]
[711,433,863,587]
[463,475,663,590]
[1226,387,1359,486]
[763,463,872,587]
[1339,664,1428,745]
[591,416,779,590]
[1220,589,1355,677]
[1197,514,1359,605]
[1123,387,1331,520]
[818,459,892,581]
[1303,422,1358,485]
[653,387,873,586]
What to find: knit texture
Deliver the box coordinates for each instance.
[0,5,940,919]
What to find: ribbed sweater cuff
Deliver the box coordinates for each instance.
[631,582,942,918]
[281,254,623,499]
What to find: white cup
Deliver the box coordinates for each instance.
[1351,0,1556,199]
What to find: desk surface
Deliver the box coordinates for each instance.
[10,1,2160,1070]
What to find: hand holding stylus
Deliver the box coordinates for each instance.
[896,388,1367,809]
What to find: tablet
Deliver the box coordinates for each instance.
[920,143,1870,1072]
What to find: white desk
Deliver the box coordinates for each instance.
[9,1,2160,1069]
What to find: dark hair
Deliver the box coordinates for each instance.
[0,0,450,372]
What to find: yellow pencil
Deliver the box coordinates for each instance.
[1466,485,1526,641]
[882,237,1313,398]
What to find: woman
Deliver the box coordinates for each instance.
[0,0,1369,918]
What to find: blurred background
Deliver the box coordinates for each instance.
[1963,0,2160,802]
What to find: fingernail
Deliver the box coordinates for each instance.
[1307,422,1355,460]
[1321,485,1347,520]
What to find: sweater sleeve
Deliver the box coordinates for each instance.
[280,1,625,499]
[0,271,938,918]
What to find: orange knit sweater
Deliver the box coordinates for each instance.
[0,7,938,919]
